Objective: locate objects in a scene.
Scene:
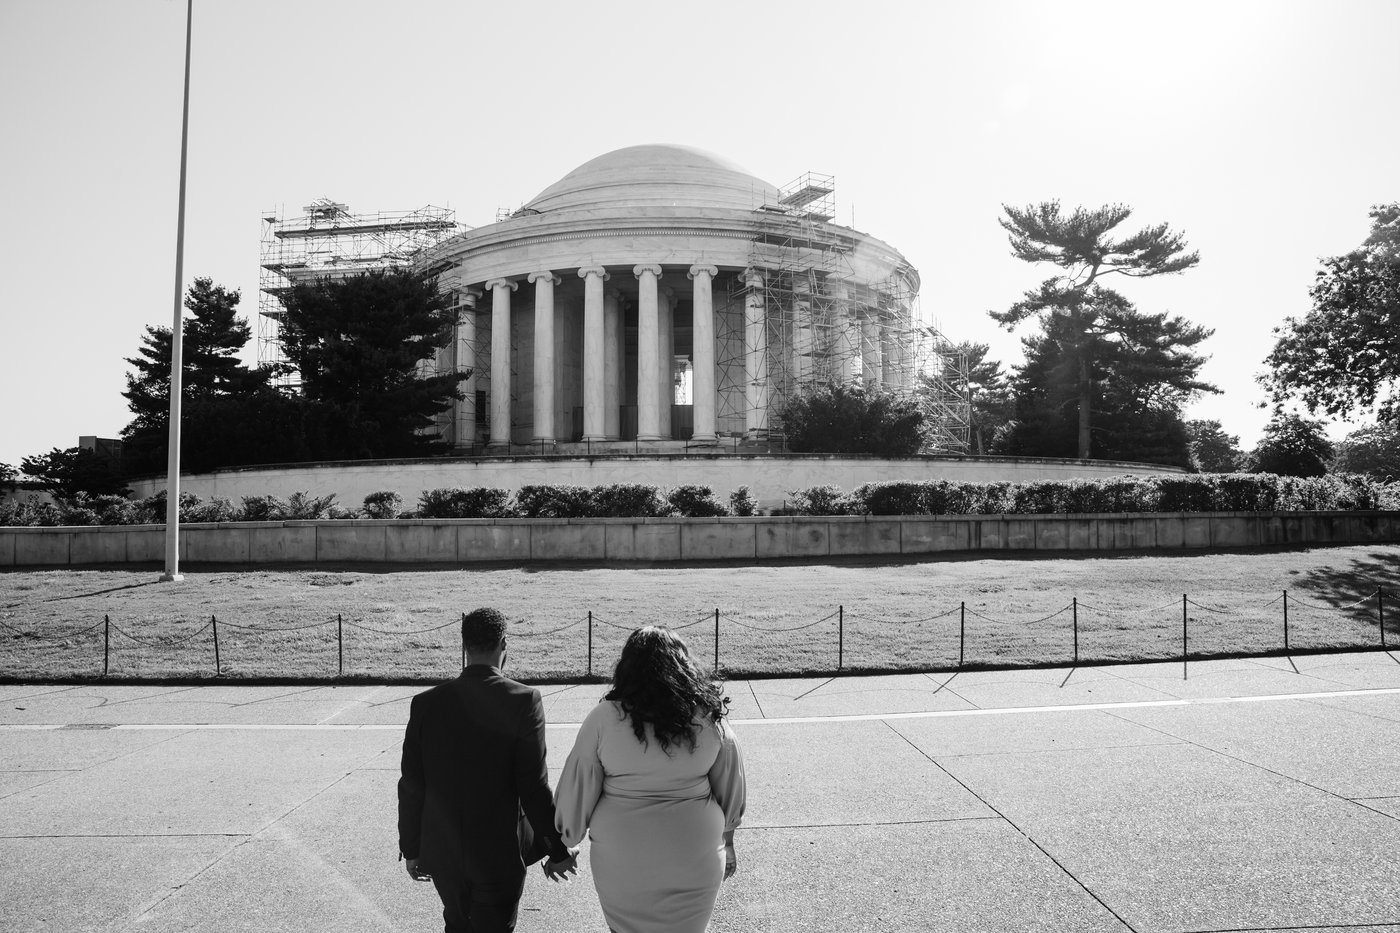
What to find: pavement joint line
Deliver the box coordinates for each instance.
[880,717,1140,933]
[3,685,1400,730]
[315,684,386,725]
[741,815,1004,830]
[0,832,252,839]
[1180,923,1400,932]
[746,679,766,719]
[1100,706,1400,819]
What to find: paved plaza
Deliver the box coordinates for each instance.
[2,652,1399,932]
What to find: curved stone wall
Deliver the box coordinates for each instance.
[2,511,1394,568]
[124,454,1185,508]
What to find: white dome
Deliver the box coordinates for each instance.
[522,144,781,214]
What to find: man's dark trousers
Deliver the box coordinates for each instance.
[398,665,569,933]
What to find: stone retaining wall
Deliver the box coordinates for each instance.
[3,512,1397,567]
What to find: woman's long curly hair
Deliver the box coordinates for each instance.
[606,626,729,754]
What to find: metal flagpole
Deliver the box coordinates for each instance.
[160,0,194,583]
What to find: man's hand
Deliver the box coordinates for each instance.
[405,857,432,882]
[542,848,580,882]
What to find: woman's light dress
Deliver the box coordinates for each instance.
[555,701,746,933]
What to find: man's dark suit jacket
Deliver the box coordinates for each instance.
[398,665,570,882]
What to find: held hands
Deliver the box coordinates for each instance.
[405,857,432,883]
[542,848,580,882]
[724,843,737,881]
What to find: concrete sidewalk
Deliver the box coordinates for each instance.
[2,652,1399,932]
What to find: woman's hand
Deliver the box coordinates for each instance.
[723,843,737,880]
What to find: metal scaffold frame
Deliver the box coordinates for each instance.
[258,199,460,381]
[716,174,971,452]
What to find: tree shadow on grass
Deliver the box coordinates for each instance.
[1295,548,1400,636]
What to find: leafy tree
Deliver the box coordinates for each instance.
[1263,204,1400,424]
[1331,423,1400,482]
[1248,413,1333,477]
[0,462,16,491]
[779,381,926,456]
[995,306,1214,467]
[277,268,466,459]
[991,201,1202,457]
[1185,419,1245,473]
[20,447,130,499]
[122,278,285,474]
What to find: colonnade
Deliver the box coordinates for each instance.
[474,263,720,447]
[451,264,909,449]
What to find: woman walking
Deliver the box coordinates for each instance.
[554,626,746,933]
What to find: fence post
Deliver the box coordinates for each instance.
[1072,597,1079,665]
[1380,589,1387,650]
[1282,590,1289,652]
[587,610,593,678]
[713,608,720,674]
[103,614,110,676]
[212,615,220,676]
[337,614,344,675]
[837,605,844,672]
[959,602,965,668]
[458,613,464,671]
[1181,593,1188,680]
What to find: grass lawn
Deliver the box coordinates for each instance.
[1,544,1396,682]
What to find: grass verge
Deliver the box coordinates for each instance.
[1,545,1395,682]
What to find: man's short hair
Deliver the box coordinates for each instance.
[462,607,508,654]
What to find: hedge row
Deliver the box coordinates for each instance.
[0,485,756,526]
[2,474,1394,528]
[790,473,1398,516]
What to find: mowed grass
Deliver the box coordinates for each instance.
[1,544,1396,682]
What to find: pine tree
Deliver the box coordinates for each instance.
[991,201,1202,458]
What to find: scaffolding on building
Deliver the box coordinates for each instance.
[717,174,971,452]
[258,199,460,380]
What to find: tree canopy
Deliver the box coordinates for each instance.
[121,278,285,474]
[277,268,466,459]
[1185,419,1244,473]
[991,201,1204,458]
[20,447,129,499]
[933,342,1012,455]
[1248,413,1332,477]
[994,301,1215,467]
[1331,422,1400,482]
[779,381,926,456]
[1263,203,1400,424]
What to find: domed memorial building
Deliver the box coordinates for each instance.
[419,144,952,451]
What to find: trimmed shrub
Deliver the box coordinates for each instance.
[788,485,860,516]
[184,496,237,524]
[514,485,593,518]
[417,487,514,519]
[284,492,338,520]
[362,491,403,520]
[668,485,728,517]
[728,486,756,517]
[855,482,928,516]
[592,484,672,518]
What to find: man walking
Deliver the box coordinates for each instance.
[399,607,577,932]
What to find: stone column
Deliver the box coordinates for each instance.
[579,266,609,442]
[455,285,481,450]
[603,287,622,440]
[744,267,768,437]
[486,278,517,448]
[688,264,718,445]
[658,285,675,438]
[529,271,561,443]
[882,309,900,388]
[862,309,883,385]
[634,264,663,441]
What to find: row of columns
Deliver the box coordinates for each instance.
[480,263,719,447]
[455,266,907,448]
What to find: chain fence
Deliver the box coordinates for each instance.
[0,587,1391,682]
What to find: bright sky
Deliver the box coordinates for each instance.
[2,0,1396,468]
